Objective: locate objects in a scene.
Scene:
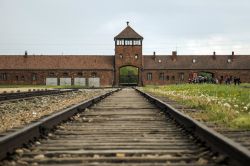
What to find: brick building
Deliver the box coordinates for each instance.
[0,23,250,87]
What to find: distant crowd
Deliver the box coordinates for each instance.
[189,76,241,85]
[224,76,241,85]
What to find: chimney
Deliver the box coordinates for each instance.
[152,51,156,60]
[232,51,235,59]
[231,51,235,60]
[213,51,216,60]
[24,50,28,58]
[172,51,177,61]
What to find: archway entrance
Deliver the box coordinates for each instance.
[190,71,215,83]
[119,66,139,86]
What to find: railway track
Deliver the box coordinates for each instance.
[143,92,250,151]
[0,89,76,102]
[0,88,249,165]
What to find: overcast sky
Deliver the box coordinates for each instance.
[0,0,250,55]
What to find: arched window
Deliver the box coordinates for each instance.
[63,72,69,76]
[166,75,169,80]
[77,72,83,76]
[91,72,97,77]
[49,72,55,76]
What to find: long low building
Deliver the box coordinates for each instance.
[0,23,250,87]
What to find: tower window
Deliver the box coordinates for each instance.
[133,40,141,45]
[125,40,133,45]
[117,40,124,45]
[147,73,152,80]
[119,54,123,59]
[172,76,175,80]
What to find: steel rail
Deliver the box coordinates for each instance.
[0,88,120,160]
[135,88,250,166]
[0,89,77,102]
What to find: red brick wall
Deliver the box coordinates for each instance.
[0,70,113,87]
[142,69,250,85]
[114,45,143,85]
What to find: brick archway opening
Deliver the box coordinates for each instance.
[119,66,139,86]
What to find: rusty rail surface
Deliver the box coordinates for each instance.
[135,88,250,166]
[0,88,120,161]
[0,89,77,102]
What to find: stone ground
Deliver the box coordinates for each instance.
[0,89,113,133]
[0,88,50,93]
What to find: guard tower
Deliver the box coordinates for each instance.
[114,22,143,86]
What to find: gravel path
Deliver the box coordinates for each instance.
[0,89,113,133]
[0,88,50,93]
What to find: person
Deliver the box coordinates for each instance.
[234,77,237,85]
[237,77,241,85]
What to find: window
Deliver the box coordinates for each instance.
[49,72,55,76]
[125,40,133,45]
[21,76,25,81]
[119,54,123,59]
[77,72,83,76]
[135,54,138,59]
[147,73,152,80]
[179,73,184,81]
[32,73,37,81]
[16,76,19,81]
[0,73,7,80]
[133,40,141,45]
[166,75,169,80]
[117,40,124,45]
[172,76,175,80]
[91,72,97,77]
[159,73,164,80]
[63,72,69,76]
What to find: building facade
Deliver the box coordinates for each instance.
[0,23,250,86]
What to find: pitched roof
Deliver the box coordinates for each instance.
[114,25,143,39]
[0,55,114,70]
[143,55,250,70]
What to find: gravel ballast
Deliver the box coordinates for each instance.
[0,89,113,133]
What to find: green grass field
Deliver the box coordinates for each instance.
[142,84,250,129]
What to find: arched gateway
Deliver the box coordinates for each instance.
[119,66,139,86]
[114,22,143,86]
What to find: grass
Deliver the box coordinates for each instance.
[142,84,250,129]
